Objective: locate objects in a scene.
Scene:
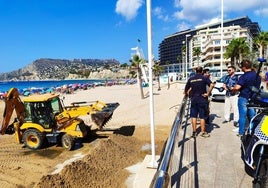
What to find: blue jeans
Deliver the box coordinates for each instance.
[238,97,256,135]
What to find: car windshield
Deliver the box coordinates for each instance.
[216,72,243,83]
[217,75,228,83]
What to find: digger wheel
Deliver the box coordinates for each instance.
[61,134,74,151]
[23,129,44,150]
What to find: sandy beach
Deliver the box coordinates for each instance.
[0,81,185,187]
[62,81,185,127]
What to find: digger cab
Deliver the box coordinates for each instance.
[2,88,88,150]
[23,94,64,129]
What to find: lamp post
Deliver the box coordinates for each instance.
[220,0,224,77]
[185,34,191,81]
[146,0,157,168]
[182,41,185,79]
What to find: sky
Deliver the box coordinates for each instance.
[0,0,268,73]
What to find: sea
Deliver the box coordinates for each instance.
[0,79,107,94]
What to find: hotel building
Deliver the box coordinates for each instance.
[158,16,261,77]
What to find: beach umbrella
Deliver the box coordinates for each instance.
[40,90,46,94]
[23,91,30,96]
[18,89,24,94]
[46,87,55,93]
[72,83,79,90]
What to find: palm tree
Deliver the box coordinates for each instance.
[177,55,182,73]
[254,31,268,58]
[164,60,171,89]
[224,38,249,68]
[237,38,250,62]
[152,61,164,91]
[131,54,145,99]
[181,45,186,54]
[224,41,237,65]
[177,55,182,64]
[193,47,201,67]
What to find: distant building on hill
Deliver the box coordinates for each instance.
[159,16,261,77]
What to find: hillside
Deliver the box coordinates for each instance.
[0,58,130,81]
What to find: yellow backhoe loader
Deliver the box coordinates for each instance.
[0,88,119,150]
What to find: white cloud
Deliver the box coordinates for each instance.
[195,17,221,29]
[174,0,220,23]
[173,0,268,26]
[153,7,169,22]
[203,17,222,25]
[254,8,268,17]
[223,1,264,12]
[174,0,181,8]
[115,0,144,21]
[176,21,191,32]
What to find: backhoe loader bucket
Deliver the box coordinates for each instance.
[91,102,119,129]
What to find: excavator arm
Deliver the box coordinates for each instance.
[0,88,25,135]
[65,100,119,129]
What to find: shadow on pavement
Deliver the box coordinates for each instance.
[170,100,200,188]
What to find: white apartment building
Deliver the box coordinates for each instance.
[189,25,253,73]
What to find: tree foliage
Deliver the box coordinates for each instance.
[152,61,164,90]
[224,38,249,67]
[193,47,202,66]
[254,31,268,58]
[131,54,145,99]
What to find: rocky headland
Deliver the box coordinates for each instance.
[0,58,131,81]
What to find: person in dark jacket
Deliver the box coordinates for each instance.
[232,59,261,137]
[184,66,214,138]
[202,68,212,124]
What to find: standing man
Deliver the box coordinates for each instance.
[202,68,212,124]
[203,68,211,78]
[232,59,261,137]
[222,65,239,127]
[184,66,214,138]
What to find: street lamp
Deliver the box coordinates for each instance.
[182,41,185,79]
[185,34,191,81]
[220,0,224,77]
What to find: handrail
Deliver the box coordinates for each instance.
[150,95,188,188]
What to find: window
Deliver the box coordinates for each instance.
[214,40,220,45]
[51,98,62,114]
[24,103,32,122]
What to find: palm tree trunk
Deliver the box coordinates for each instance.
[157,76,161,91]
[137,69,144,99]
[260,46,264,58]
[167,76,170,90]
[239,52,243,63]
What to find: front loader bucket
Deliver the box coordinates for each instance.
[91,102,119,129]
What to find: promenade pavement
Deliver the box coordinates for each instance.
[133,81,255,188]
[169,99,253,188]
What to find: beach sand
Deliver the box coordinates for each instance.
[62,82,184,127]
[0,81,185,188]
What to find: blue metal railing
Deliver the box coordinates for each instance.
[150,95,188,188]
